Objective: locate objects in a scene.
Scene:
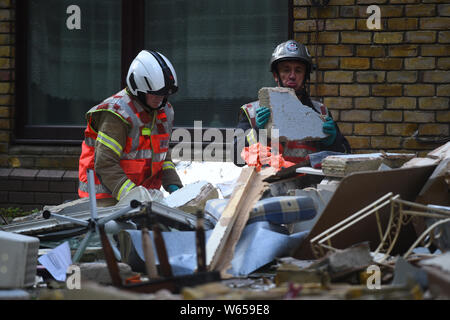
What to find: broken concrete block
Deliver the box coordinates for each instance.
[419,252,450,299]
[274,262,329,286]
[402,157,440,169]
[393,257,428,290]
[322,153,416,177]
[427,141,450,160]
[165,181,219,214]
[0,231,39,289]
[258,87,327,142]
[327,244,373,275]
[0,289,31,300]
[309,242,373,278]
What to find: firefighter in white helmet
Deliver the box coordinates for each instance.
[78,50,183,207]
[234,40,351,167]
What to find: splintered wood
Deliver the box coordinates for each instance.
[206,166,274,276]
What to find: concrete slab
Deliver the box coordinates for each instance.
[258,87,327,142]
[165,181,219,214]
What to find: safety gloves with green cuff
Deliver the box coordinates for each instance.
[167,184,180,194]
[321,116,337,147]
[255,106,271,129]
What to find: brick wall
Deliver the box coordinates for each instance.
[0,1,80,210]
[0,168,79,211]
[0,0,13,164]
[294,0,450,155]
[1,0,450,211]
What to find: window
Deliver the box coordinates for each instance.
[15,0,288,144]
[16,0,122,143]
[145,0,288,128]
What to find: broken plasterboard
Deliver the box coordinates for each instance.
[258,87,327,142]
[165,181,219,214]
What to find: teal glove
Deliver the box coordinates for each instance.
[321,116,337,146]
[255,107,271,129]
[167,185,180,194]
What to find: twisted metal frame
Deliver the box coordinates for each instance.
[310,192,450,262]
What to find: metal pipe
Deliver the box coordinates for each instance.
[43,211,89,227]
[87,169,98,220]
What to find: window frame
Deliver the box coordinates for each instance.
[14,0,292,147]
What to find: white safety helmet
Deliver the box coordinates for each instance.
[126,50,178,97]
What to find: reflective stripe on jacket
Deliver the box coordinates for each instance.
[78,89,174,200]
[240,100,328,164]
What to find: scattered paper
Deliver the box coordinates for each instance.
[38,242,72,282]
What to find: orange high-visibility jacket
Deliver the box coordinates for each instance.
[240,100,328,164]
[78,89,173,200]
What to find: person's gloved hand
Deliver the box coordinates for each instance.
[321,116,337,146]
[255,106,271,129]
[167,185,180,194]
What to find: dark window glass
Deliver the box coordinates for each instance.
[144,0,288,128]
[26,0,121,126]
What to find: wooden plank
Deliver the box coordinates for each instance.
[206,167,274,275]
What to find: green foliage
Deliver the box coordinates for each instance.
[0,207,39,225]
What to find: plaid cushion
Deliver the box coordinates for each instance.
[205,196,316,226]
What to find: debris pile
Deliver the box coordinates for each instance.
[0,141,449,301]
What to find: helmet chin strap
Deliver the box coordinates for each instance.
[137,91,167,111]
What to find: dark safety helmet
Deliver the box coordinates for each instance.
[270,40,313,76]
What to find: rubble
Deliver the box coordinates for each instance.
[0,141,449,302]
[165,180,219,214]
[321,152,415,177]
